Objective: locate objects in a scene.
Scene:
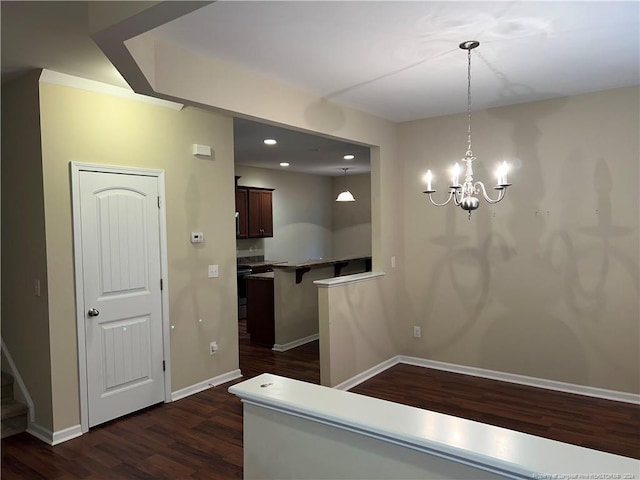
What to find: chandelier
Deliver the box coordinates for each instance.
[423,41,511,219]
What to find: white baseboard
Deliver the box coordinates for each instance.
[27,422,82,445]
[52,425,83,445]
[171,369,242,402]
[334,355,640,405]
[272,334,319,352]
[399,356,640,405]
[333,356,401,391]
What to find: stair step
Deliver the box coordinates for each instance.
[1,371,13,387]
[1,400,28,438]
[2,399,28,420]
[1,371,14,402]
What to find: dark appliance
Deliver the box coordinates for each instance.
[237,265,252,319]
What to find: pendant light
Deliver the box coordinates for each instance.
[336,168,355,202]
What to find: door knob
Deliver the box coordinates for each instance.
[87,308,100,317]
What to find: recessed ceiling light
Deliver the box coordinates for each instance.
[343,154,355,160]
[264,138,277,145]
[279,162,290,167]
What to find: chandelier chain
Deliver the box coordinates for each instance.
[467,46,472,155]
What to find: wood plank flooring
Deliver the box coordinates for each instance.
[351,363,640,460]
[2,322,638,478]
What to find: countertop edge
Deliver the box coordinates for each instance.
[314,271,384,287]
[271,255,371,270]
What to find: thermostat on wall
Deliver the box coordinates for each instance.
[190,232,204,243]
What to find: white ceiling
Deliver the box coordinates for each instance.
[151,1,639,122]
[234,118,371,175]
[2,1,638,176]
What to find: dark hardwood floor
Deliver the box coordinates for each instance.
[2,321,638,479]
[351,364,640,459]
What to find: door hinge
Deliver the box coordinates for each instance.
[160,278,163,290]
[162,360,166,372]
[157,196,161,209]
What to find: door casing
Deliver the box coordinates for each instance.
[71,162,172,433]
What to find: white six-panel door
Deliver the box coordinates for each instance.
[76,168,166,427]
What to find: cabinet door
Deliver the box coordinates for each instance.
[235,188,248,238]
[259,190,273,237]
[248,189,263,238]
[248,188,274,238]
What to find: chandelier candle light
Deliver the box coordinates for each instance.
[423,40,511,220]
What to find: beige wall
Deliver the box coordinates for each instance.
[1,71,54,430]
[38,80,238,430]
[235,165,333,263]
[332,172,372,258]
[131,39,405,386]
[400,86,639,393]
[274,267,334,346]
[143,40,402,274]
[319,276,398,387]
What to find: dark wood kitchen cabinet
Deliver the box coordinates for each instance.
[235,187,248,238]
[248,188,273,238]
[235,184,274,239]
[246,274,274,346]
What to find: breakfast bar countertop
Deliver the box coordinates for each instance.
[237,260,286,269]
[270,255,371,270]
[270,255,372,284]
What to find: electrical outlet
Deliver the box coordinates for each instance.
[209,341,218,355]
[413,326,421,338]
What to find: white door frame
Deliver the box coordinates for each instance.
[71,162,172,433]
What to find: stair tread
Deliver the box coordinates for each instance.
[1,371,13,387]
[1,400,28,420]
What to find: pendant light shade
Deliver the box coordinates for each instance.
[336,168,356,202]
[336,190,356,202]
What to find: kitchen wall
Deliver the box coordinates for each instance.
[332,172,372,258]
[236,165,372,263]
[235,165,333,263]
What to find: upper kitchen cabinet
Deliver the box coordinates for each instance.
[248,188,274,238]
[235,187,249,238]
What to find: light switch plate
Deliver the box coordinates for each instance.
[208,265,219,278]
[191,232,204,243]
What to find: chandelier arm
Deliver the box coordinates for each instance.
[475,182,507,204]
[452,188,463,206]
[425,190,456,207]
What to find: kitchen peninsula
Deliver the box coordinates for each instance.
[272,256,372,284]
[246,255,371,351]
